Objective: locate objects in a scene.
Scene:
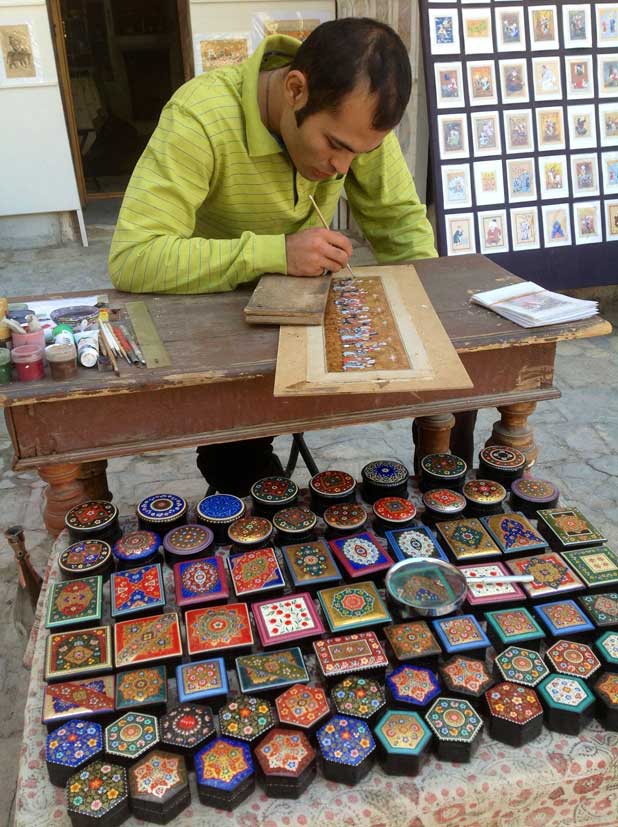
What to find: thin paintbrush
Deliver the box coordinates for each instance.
[308,194,357,278]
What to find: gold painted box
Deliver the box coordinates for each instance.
[506,552,584,599]
[281,539,342,591]
[115,665,168,716]
[228,547,285,599]
[236,647,310,695]
[481,512,547,555]
[383,620,442,665]
[374,710,432,775]
[42,675,116,729]
[317,580,391,633]
[437,518,502,562]
[45,625,112,683]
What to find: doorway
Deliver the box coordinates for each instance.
[49,0,190,202]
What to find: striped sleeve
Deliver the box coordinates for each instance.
[345,131,438,263]
[108,102,287,294]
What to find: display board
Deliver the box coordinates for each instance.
[420,1,618,288]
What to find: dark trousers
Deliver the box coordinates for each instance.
[196,411,478,495]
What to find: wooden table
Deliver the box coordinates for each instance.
[1,254,611,535]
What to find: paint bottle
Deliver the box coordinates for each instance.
[11,345,45,381]
[52,324,75,347]
[0,349,11,384]
[11,327,46,352]
[76,333,99,368]
[45,343,78,380]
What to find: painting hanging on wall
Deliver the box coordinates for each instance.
[0,22,43,86]
[192,34,250,75]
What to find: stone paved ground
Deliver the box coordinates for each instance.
[1,217,617,825]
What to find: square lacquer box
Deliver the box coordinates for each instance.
[460,561,526,613]
[236,647,309,694]
[45,576,103,631]
[114,611,183,670]
[176,657,229,707]
[111,563,166,619]
[328,531,393,580]
[481,512,548,555]
[281,540,342,590]
[384,525,448,563]
[317,581,391,633]
[185,603,253,661]
[252,592,325,648]
[578,592,618,629]
[533,599,595,639]
[174,556,229,610]
[228,547,286,600]
[45,625,113,682]
[313,631,389,683]
[437,519,501,562]
[383,620,442,665]
[507,551,584,599]
[42,675,115,729]
[561,547,618,591]
[536,508,606,550]
[484,607,545,652]
[432,615,491,657]
[115,665,168,715]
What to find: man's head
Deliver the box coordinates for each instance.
[275,18,411,181]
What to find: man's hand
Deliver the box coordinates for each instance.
[285,228,353,276]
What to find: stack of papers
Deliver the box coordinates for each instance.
[471,281,598,328]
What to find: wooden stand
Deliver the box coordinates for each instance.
[414,413,456,475]
[38,463,88,537]
[485,402,538,469]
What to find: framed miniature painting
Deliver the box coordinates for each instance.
[528,5,559,51]
[565,56,594,99]
[563,5,592,49]
[445,212,476,255]
[571,154,600,198]
[495,6,526,53]
[510,207,540,251]
[567,105,597,150]
[428,8,461,55]
[532,57,562,101]
[598,54,618,98]
[542,204,572,248]
[601,152,618,193]
[467,60,498,106]
[539,155,569,199]
[473,160,504,206]
[504,109,534,154]
[471,111,502,156]
[499,59,528,104]
[434,61,465,109]
[596,5,618,47]
[441,163,472,210]
[599,103,618,147]
[438,113,469,159]
[478,210,509,254]
[604,199,618,241]
[461,7,493,54]
[573,201,603,244]
[507,158,536,201]
[535,107,565,151]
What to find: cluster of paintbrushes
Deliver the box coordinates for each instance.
[97,317,146,376]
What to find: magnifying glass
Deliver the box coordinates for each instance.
[384,557,533,619]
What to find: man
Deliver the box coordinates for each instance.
[110,18,470,494]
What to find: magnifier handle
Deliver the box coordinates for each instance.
[465,574,534,584]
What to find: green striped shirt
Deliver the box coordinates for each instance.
[109,34,437,294]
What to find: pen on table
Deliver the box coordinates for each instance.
[308,194,356,278]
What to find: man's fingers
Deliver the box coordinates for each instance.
[322,229,354,258]
[319,240,349,269]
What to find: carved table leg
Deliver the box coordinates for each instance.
[38,463,88,537]
[485,401,538,469]
[77,460,112,501]
[413,413,456,475]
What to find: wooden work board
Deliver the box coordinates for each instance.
[274,264,474,396]
[243,274,331,325]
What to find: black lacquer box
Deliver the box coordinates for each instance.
[46,719,103,787]
[485,682,544,747]
[128,749,190,824]
[195,736,255,811]
[254,727,317,798]
[316,715,376,785]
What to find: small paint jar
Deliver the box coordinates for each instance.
[113,530,161,570]
[59,539,113,580]
[45,343,78,381]
[510,478,560,517]
[163,523,214,566]
[196,494,246,542]
[478,446,526,487]
[65,499,121,544]
[419,453,467,493]
[11,327,46,351]
[361,460,409,503]
[250,476,299,517]
[323,503,368,539]
[373,496,417,535]
[463,479,507,517]
[421,489,466,527]
[137,493,188,532]
[227,515,273,550]
[309,470,357,516]
[11,344,45,381]
[272,506,317,544]
[0,349,11,384]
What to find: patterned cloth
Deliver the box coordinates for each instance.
[16,532,618,827]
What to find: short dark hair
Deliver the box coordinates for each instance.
[290,18,411,131]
